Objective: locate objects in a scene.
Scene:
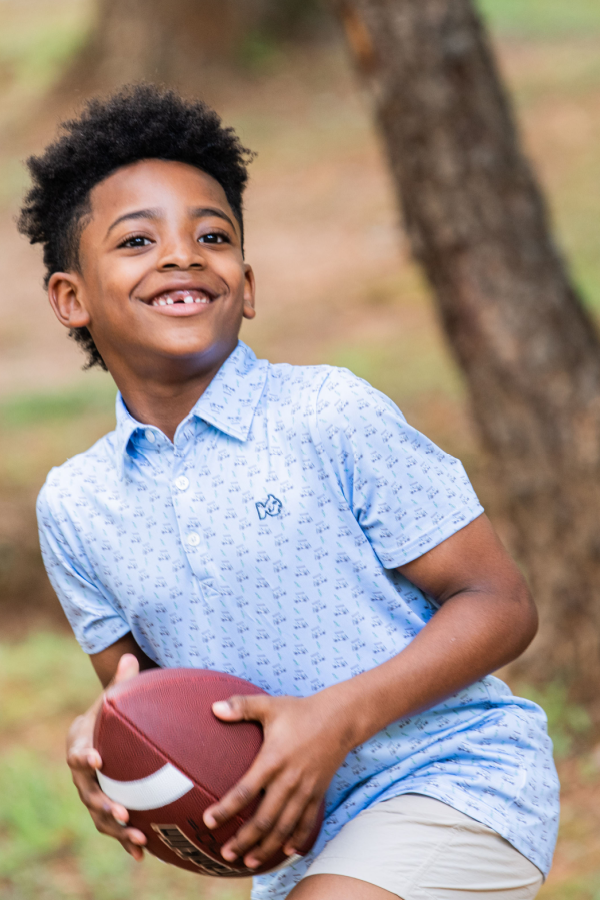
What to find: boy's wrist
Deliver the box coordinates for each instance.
[317,678,384,754]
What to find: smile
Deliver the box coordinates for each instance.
[150,289,212,307]
[140,287,217,317]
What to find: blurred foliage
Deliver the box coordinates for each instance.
[256,0,327,41]
[0,0,94,203]
[0,633,99,731]
[0,380,117,626]
[477,0,600,36]
[0,380,116,491]
[517,681,592,758]
[0,0,92,115]
[0,381,116,431]
[0,1,90,90]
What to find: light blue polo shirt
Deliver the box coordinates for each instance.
[37,341,559,895]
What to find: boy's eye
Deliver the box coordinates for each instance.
[119,235,152,249]
[198,232,229,244]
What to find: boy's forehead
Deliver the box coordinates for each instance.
[88,159,233,222]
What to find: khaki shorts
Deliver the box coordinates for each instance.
[302,794,543,900]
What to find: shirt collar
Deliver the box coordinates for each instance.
[114,341,268,473]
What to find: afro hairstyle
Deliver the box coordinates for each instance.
[18,84,254,370]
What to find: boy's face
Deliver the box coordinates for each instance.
[48,159,255,380]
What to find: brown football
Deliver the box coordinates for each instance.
[93,667,323,876]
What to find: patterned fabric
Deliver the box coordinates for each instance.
[37,341,559,895]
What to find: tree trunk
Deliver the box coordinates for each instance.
[333,0,600,706]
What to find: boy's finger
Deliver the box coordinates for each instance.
[120,826,147,847]
[67,747,100,771]
[89,804,147,845]
[284,799,322,857]
[88,789,129,825]
[122,838,145,861]
[203,764,266,829]
[212,693,270,723]
[86,749,102,769]
[71,769,130,823]
[219,778,298,862]
[114,653,140,683]
[243,793,307,868]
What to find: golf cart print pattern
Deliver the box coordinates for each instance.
[37,341,559,896]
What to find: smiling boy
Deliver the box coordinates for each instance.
[24,87,558,900]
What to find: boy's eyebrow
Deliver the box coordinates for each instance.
[106,206,237,236]
[189,207,237,232]
[107,208,160,235]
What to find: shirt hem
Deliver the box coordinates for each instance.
[79,619,132,656]
[378,505,484,569]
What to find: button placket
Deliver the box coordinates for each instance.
[170,427,223,604]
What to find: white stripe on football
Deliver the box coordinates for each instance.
[97,763,194,811]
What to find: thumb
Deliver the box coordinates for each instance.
[114,653,140,685]
[212,693,270,723]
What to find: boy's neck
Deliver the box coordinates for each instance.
[113,346,234,443]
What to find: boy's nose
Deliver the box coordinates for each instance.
[158,234,206,270]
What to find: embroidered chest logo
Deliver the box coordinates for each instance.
[256,494,283,520]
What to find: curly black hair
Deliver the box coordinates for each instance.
[18,84,254,370]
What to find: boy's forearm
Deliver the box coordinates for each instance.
[320,586,536,754]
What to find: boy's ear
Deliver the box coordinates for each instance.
[242,263,256,320]
[48,272,91,329]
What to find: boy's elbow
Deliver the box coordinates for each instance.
[510,580,538,658]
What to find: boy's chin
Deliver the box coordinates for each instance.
[138,334,238,371]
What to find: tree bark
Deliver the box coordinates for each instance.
[333,0,600,705]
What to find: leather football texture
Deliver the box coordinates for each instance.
[93,668,323,876]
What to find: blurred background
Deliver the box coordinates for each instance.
[1,0,600,897]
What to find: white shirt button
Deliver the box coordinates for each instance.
[174,475,190,492]
[145,429,156,444]
[186,532,201,547]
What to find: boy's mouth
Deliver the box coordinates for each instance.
[148,289,212,307]
[141,287,217,317]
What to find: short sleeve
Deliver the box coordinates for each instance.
[315,370,484,568]
[37,481,130,654]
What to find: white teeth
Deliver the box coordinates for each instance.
[152,292,210,306]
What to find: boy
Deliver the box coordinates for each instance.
[24,86,558,900]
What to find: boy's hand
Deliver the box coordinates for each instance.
[66,653,148,861]
[203,692,352,870]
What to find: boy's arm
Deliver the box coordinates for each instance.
[89,632,158,688]
[66,634,158,860]
[203,513,537,870]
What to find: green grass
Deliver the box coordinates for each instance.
[0,381,117,430]
[477,0,600,37]
[0,381,117,492]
